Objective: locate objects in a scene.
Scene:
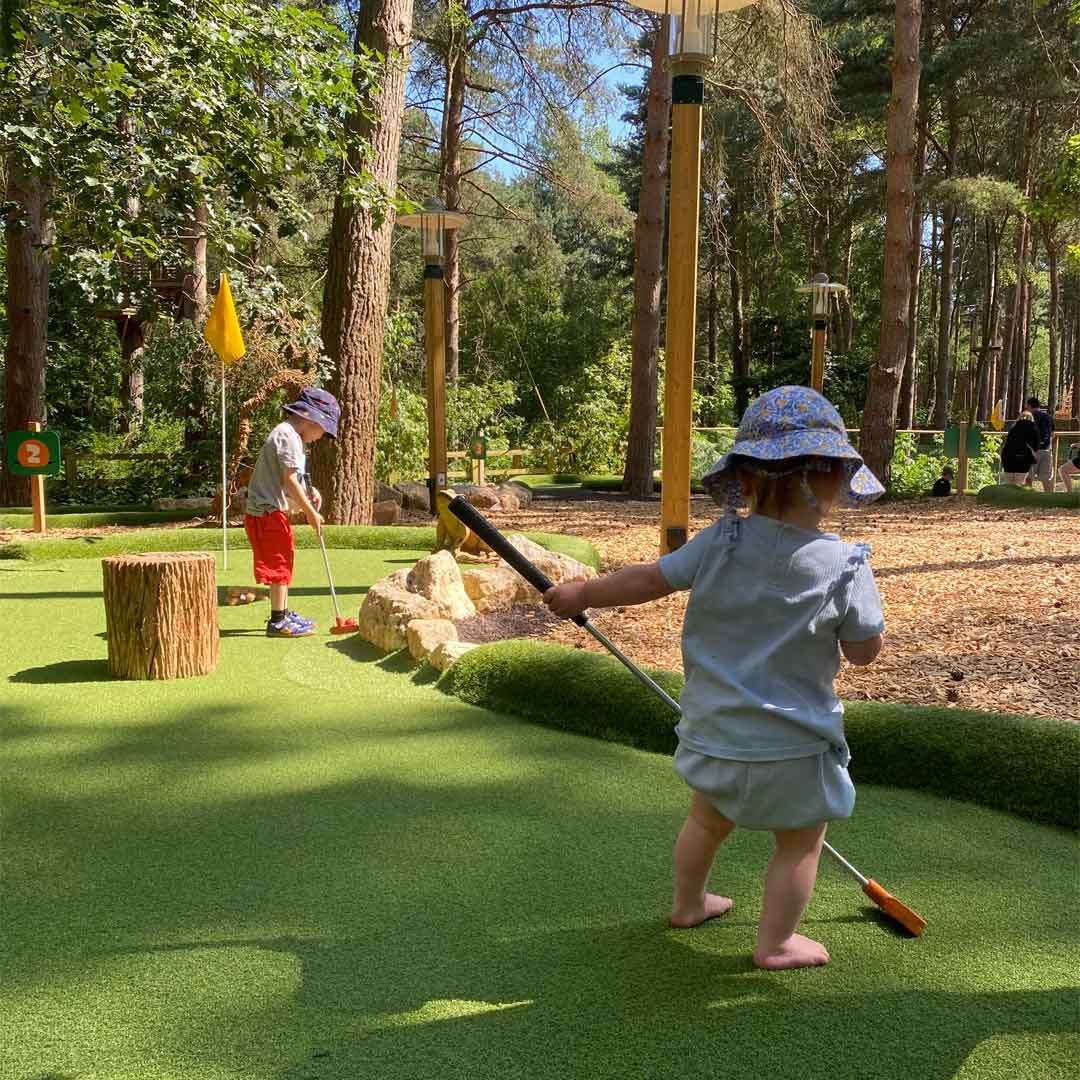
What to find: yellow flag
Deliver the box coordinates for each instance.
[990,399,1004,431]
[204,273,246,365]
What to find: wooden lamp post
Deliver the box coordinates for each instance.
[797,273,846,393]
[625,0,759,553]
[399,198,466,514]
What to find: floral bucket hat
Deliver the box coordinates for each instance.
[703,386,884,508]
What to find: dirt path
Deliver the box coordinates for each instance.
[487,496,1079,723]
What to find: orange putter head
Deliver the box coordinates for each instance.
[863,879,927,937]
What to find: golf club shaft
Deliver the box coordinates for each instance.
[317,532,343,621]
[448,496,857,875]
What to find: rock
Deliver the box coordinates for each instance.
[428,640,478,672]
[376,481,403,506]
[395,480,431,513]
[406,618,458,662]
[152,496,213,512]
[504,534,597,602]
[455,484,502,510]
[461,566,521,613]
[494,488,521,512]
[407,550,476,619]
[373,499,400,526]
[500,481,533,508]
[358,569,443,652]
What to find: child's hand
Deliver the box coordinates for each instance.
[306,507,324,536]
[310,486,322,511]
[544,579,589,619]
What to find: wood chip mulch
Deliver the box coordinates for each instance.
[486,496,1079,724]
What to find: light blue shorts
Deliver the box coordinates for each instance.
[674,745,855,831]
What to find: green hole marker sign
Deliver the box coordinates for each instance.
[6,429,62,477]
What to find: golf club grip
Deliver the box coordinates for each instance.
[447,496,588,627]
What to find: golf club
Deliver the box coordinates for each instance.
[317,531,358,635]
[448,495,927,937]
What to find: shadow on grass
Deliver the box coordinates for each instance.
[99,926,1075,1080]
[10,659,111,684]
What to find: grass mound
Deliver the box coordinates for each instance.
[975,484,1080,508]
[0,510,205,529]
[440,640,1079,829]
[580,475,706,495]
[0,523,600,569]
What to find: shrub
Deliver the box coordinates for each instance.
[440,640,1079,829]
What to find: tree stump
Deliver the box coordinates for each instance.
[102,552,219,680]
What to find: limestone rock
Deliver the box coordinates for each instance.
[406,618,458,662]
[461,566,521,612]
[500,480,533,508]
[455,484,502,510]
[373,499,400,526]
[358,569,442,652]
[395,480,431,513]
[504,534,597,602]
[376,481,403,506]
[407,550,476,619]
[428,640,478,672]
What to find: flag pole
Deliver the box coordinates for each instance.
[221,357,228,571]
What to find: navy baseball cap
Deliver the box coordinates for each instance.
[283,387,340,439]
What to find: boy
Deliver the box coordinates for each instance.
[931,464,954,497]
[244,387,339,637]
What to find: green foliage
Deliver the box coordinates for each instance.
[446,379,523,450]
[527,342,632,474]
[376,382,428,484]
[888,431,1002,497]
[0,0,384,312]
[440,640,1080,828]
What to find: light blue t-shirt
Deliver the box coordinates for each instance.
[658,513,885,764]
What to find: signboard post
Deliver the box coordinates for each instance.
[6,422,61,533]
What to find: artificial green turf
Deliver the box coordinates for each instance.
[975,484,1080,509]
[0,525,601,570]
[440,641,1080,828]
[0,509,205,529]
[1,554,1077,1080]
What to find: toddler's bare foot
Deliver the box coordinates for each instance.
[669,892,733,929]
[752,933,830,970]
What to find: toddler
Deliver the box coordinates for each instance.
[545,387,885,970]
[244,387,339,637]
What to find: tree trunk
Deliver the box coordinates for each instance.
[441,31,466,383]
[1045,227,1059,414]
[118,316,148,432]
[0,158,49,507]
[899,101,928,429]
[729,254,748,417]
[923,211,939,416]
[102,553,219,680]
[312,0,414,524]
[182,197,210,455]
[861,0,921,485]
[623,21,670,499]
[1073,303,1080,420]
[931,98,959,429]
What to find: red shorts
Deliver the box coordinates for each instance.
[244,511,295,585]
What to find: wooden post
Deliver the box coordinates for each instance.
[957,420,969,494]
[102,552,219,679]
[424,267,448,514]
[660,73,704,554]
[27,420,46,533]
[810,324,827,393]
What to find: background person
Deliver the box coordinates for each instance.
[1025,397,1055,492]
[999,411,1040,485]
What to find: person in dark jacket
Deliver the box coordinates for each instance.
[1025,397,1055,491]
[931,464,954,497]
[999,412,1040,484]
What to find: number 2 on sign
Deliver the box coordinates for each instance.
[17,439,49,468]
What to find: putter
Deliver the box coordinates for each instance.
[317,531,358,635]
[448,496,927,937]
